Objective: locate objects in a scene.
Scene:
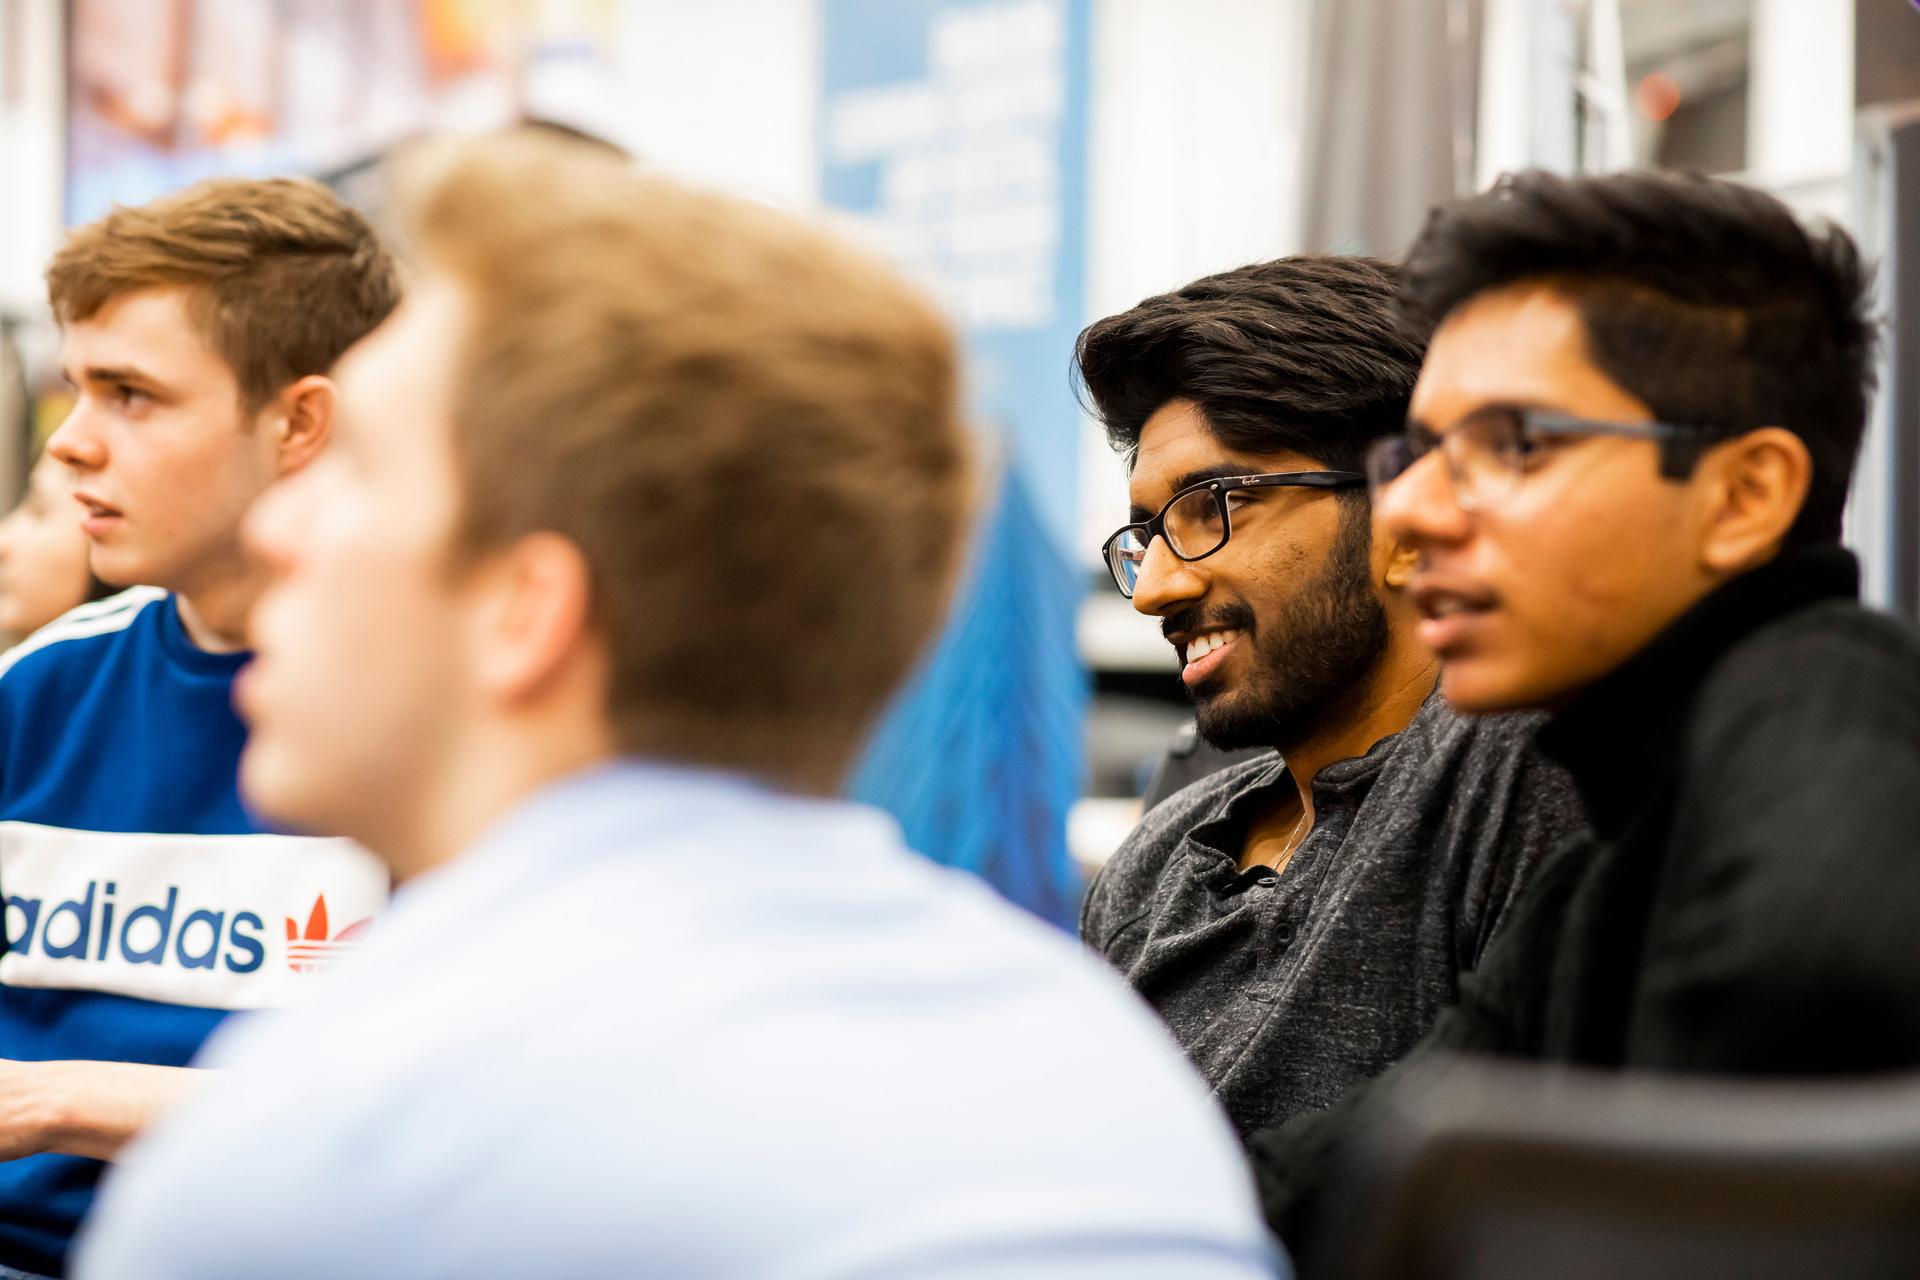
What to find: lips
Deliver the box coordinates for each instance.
[73,491,123,536]
[1410,577,1501,655]
[1176,627,1244,687]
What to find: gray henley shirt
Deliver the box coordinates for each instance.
[1080,692,1586,1136]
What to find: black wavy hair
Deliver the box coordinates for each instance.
[1400,168,1879,545]
[1073,255,1426,479]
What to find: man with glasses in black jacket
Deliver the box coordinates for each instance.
[1076,257,1584,1139]
[1252,170,1920,1261]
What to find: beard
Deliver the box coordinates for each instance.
[1176,508,1389,752]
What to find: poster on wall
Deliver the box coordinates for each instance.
[820,0,1092,926]
[65,0,617,226]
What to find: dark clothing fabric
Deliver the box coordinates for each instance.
[1081,693,1585,1136]
[1252,545,1920,1258]
[1141,724,1267,811]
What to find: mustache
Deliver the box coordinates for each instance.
[1161,600,1257,645]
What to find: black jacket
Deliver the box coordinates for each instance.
[1251,545,1920,1254]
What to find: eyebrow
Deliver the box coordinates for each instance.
[1127,463,1285,523]
[71,364,166,392]
[1411,397,1571,436]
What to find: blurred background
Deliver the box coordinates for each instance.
[0,0,1914,925]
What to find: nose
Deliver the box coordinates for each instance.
[1374,450,1472,553]
[45,405,106,474]
[1128,534,1207,618]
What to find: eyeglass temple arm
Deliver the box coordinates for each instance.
[1235,470,1368,489]
[1524,411,1720,481]
[1524,410,1713,443]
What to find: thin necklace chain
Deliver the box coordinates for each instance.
[1271,808,1311,871]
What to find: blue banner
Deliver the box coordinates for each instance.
[820,0,1091,925]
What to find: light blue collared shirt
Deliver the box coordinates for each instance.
[79,762,1284,1278]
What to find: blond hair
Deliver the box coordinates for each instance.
[394,132,971,792]
[48,177,400,409]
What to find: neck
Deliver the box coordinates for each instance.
[174,571,264,653]
[1278,625,1438,814]
[381,720,618,885]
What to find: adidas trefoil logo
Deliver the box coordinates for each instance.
[284,895,371,974]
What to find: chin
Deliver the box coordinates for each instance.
[87,552,150,591]
[1192,690,1282,752]
[1439,661,1551,715]
[239,739,321,830]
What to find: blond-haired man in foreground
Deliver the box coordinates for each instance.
[78,134,1280,1279]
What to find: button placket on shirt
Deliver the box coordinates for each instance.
[1240,791,1360,1003]
[1240,854,1308,1004]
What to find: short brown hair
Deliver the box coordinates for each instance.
[393,132,971,793]
[47,177,400,410]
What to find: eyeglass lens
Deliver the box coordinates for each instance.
[1367,407,1529,506]
[1106,485,1233,597]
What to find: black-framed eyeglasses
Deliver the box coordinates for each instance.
[1101,470,1365,598]
[1364,405,1722,511]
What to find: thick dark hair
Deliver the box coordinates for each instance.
[1073,256,1426,477]
[1401,169,1878,545]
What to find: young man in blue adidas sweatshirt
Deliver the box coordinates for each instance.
[0,178,399,1277]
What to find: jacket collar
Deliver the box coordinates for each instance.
[1536,544,1860,836]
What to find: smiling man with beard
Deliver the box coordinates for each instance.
[1076,257,1585,1137]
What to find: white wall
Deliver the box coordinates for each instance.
[1084,0,1308,321]
[1476,0,1579,185]
[608,0,821,210]
[1077,0,1311,579]
[1748,0,1853,194]
[1748,0,1854,225]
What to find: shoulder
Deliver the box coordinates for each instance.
[1711,596,1920,691]
[1378,701,1584,956]
[1090,756,1282,936]
[1415,698,1551,769]
[1378,698,1574,822]
[1141,724,1270,809]
[1116,751,1280,882]
[1647,602,1920,1038]
[1697,597,1920,744]
[1669,596,1920,897]
[0,587,167,690]
[1136,750,1281,842]
[90,797,1276,1279]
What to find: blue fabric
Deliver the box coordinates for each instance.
[80,762,1283,1279]
[0,591,248,1277]
[819,0,1095,928]
[851,471,1088,927]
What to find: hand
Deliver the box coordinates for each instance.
[0,1059,209,1162]
[0,1060,60,1161]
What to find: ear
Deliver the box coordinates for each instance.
[268,375,337,478]
[472,532,599,706]
[1697,427,1812,576]
[1381,539,1419,590]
